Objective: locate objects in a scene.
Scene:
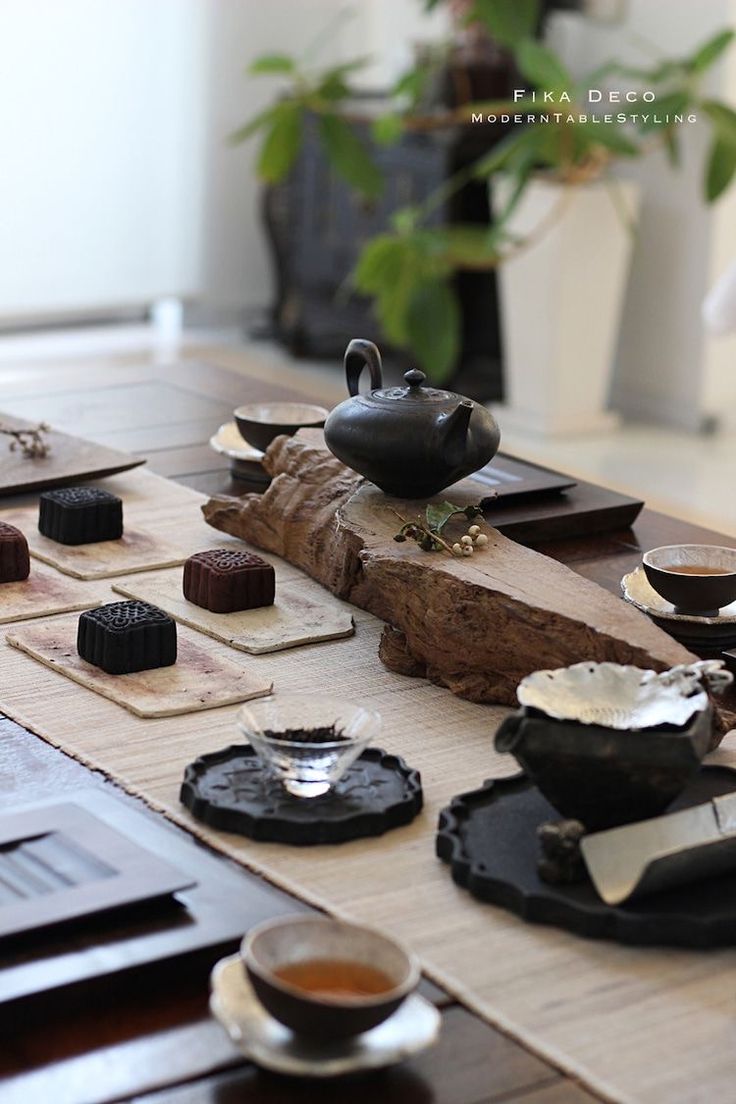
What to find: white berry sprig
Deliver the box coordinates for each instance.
[392,500,491,558]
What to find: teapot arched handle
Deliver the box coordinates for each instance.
[345,339,383,397]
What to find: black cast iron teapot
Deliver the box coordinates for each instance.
[323,339,500,499]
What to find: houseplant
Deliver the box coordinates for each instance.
[235,0,736,427]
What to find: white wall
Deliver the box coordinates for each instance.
[0,0,208,322]
[0,0,443,325]
[551,0,736,430]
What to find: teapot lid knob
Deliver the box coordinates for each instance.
[404,368,426,389]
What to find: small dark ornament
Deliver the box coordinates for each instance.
[0,420,51,459]
[0,522,30,583]
[183,548,275,613]
[537,819,586,885]
[77,600,177,675]
[436,768,736,947]
[39,486,123,545]
[180,745,423,845]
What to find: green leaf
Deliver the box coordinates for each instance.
[472,128,537,178]
[702,100,736,145]
[706,135,736,201]
[515,40,571,90]
[248,54,296,75]
[318,114,382,199]
[354,235,421,344]
[372,113,404,146]
[318,57,370,101]
[256,101,303,182]
[405,279,460,382]
[354,235,409,292]
[635,91,689,133]
[439,225,499,268]
[471,0,539,48]
[426,501,465,533]
[229,105,279,146]
[688,29,734,74]
[663,127,680,168]
[393,67,428,105]
[576,122,640,156]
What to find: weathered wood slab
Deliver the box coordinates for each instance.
[0,505,185,580]
[7,615,273,717]
[0,411,143,497]
[112,568,355,654]
[202,432,696,707]
[0,563,105,624]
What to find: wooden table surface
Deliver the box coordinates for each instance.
[0,355,729,1104]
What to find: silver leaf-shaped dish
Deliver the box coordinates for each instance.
[517,660,731,730]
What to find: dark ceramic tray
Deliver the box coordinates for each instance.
[436,767,736,948]
[181,745,423,845]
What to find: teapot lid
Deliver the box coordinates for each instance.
[370,368,464,406]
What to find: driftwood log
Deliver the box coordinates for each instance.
[202,431,703,711]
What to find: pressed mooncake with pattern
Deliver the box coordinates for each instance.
[39,486,123,545]
[0,522,30,582]
[77,600,177,674]
[183,548,275,613]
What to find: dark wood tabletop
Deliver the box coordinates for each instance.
[0,353,728,1104]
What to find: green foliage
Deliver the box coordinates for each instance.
[688,29,735,74]
[318,114,382,199]
[425,501,482,534]
[256,101,303,182]
[516,40,570,90]
[235,14,736,381]
[706,138,736,202]
[471,0,539,48]
[406,280,461,380]
[372,113,404,146]
[248,55,296,75]
[702,100,736,200]
[231,51,382,200]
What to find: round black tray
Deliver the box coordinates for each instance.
[436,767,736,948]
[181,745,422,845]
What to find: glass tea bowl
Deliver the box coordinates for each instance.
[236,694,380,799]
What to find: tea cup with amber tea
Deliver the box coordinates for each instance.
[643,544,736,615]
[237,694,380,799]
[241,915,420,1042]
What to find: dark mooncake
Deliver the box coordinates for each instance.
[39,487,123,545]
[77,600,177,675]
[0,522,30,583]
[183,548,275,613]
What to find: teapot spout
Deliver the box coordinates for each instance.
[442,399,473,465]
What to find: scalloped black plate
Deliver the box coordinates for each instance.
[181,745,422,845]
[436,767,736,948]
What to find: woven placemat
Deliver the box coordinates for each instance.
[3,468,736,1104]
[7,614,273,718]
[0,562,105,624]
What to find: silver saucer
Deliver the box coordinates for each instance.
[209,954,440,1078]
[622,566,736,648]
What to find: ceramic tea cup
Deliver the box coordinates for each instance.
[643,544,736,615]
[234,402,329,452]
[241,915,420,1041]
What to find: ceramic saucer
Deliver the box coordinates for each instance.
[209,422,270,484]
[622,566,736,649]
[209,954,440,1078]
